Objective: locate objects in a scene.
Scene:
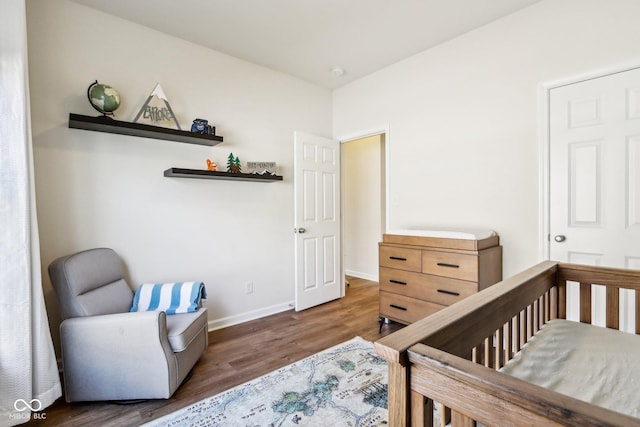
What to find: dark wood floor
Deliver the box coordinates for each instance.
[29,277,403,426]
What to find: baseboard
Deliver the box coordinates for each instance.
[345,270,378,282]
[207,301,294,332]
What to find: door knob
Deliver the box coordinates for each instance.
[554,235,566,242]
[294,228,306,234]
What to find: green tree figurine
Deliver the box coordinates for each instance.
[227,153,241,173]
[227,153,235,172]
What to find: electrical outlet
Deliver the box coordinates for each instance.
[245,281,254,294]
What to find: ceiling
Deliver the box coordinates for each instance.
[71,0,542,89]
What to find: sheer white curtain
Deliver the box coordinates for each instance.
[0,1,62,425]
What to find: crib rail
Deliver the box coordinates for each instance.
[375,261,640,426]
[408,344,640,427]
[470,284,557,371]
[557,263,640,333]
[472,263,640,371]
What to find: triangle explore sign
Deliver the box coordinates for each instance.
[133,84,181,129]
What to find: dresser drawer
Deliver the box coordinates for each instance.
[422,250,478,281]
[379,267,477,306]
[379,245,421,272]
[379,291,445,324]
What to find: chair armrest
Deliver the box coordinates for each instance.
[61,310,169,347]
[59,311,178,401]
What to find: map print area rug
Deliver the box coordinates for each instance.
[144,337,389,427]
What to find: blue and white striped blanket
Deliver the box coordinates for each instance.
[131,281,207,315]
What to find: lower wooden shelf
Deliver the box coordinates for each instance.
[164,168,283,182]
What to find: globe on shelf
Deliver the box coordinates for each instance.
[87,80,121,116]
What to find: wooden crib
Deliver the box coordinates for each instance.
[374,261,640,427]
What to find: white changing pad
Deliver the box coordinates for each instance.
[500,319,640,419]
[389,228,496,241]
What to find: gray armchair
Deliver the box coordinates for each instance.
[48,248,208,402]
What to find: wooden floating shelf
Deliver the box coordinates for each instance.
[68,113,223,146]
[164,168,283,182]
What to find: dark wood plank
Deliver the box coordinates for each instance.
[69,113,223,145]
[29,277,402,426]
[164,168,283,182]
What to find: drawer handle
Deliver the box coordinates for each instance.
[390,256,407,261]
[389,279,407,286]
[437,262,459,269]
[389,304,407,311]
[437,289,460,296]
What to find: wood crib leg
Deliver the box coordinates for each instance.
[387,362,409,427]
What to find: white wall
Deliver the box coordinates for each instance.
[26,0,332,347]
[342,135,382,280]
[333,0,640,278]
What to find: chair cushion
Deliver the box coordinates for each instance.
[165,308,208,352]
[76,278,133,317]
[49,248,133,318]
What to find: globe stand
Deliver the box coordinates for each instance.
[93,111,115,120]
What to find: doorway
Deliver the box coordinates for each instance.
[341,133,386,283]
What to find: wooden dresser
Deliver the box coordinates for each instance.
[379,232,502,325]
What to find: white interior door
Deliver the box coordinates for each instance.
[549,66,640,331]
[294,131,342,311]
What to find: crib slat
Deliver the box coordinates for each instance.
[543,292,550,323]
[442,406,451,427]
[558,281,567,319]
[533,299,540,334]
[484,336,493,368]
[472,344,484,365]
[410,390,431,427]
[580,283,592,324]
[495,328,504,369]
[538,297,543,330]
[551,286,559,320]
[451,410,474,427]
[507,318,514,360]
[515,312,522,352]
[606,287,619,329]
[538,296,544,328]
[483,337,489,367]
[520,309,527,348]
